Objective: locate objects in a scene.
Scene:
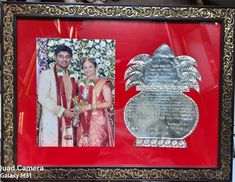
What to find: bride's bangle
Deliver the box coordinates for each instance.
[91,104,97,110]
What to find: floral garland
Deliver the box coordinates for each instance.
[79,79,95,87]
[78,79,96,136]
[54,67,77,145]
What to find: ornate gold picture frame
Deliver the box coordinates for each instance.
[1,2,235,181]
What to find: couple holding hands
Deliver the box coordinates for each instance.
[38,45,114,147]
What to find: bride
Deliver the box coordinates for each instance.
[76,58,114,147]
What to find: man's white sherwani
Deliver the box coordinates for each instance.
[38,68,74,146]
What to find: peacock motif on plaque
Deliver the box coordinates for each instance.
[124,44,201,148]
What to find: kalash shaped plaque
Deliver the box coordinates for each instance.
[124,44,201,148]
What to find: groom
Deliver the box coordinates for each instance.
[38,45,77,146]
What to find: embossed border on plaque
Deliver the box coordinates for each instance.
[1,2,234,181]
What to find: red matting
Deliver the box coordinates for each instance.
[17,19,221,167]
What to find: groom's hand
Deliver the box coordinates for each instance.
[63,109,77,118]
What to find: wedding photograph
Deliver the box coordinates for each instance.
[36,38,115,147]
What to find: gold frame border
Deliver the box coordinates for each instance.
[1,3,235,181]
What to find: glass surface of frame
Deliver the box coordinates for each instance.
[1,2,235,181]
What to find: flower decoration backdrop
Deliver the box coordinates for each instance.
[36,38,115,79]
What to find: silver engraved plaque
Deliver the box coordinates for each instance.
[124,44,201,148]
